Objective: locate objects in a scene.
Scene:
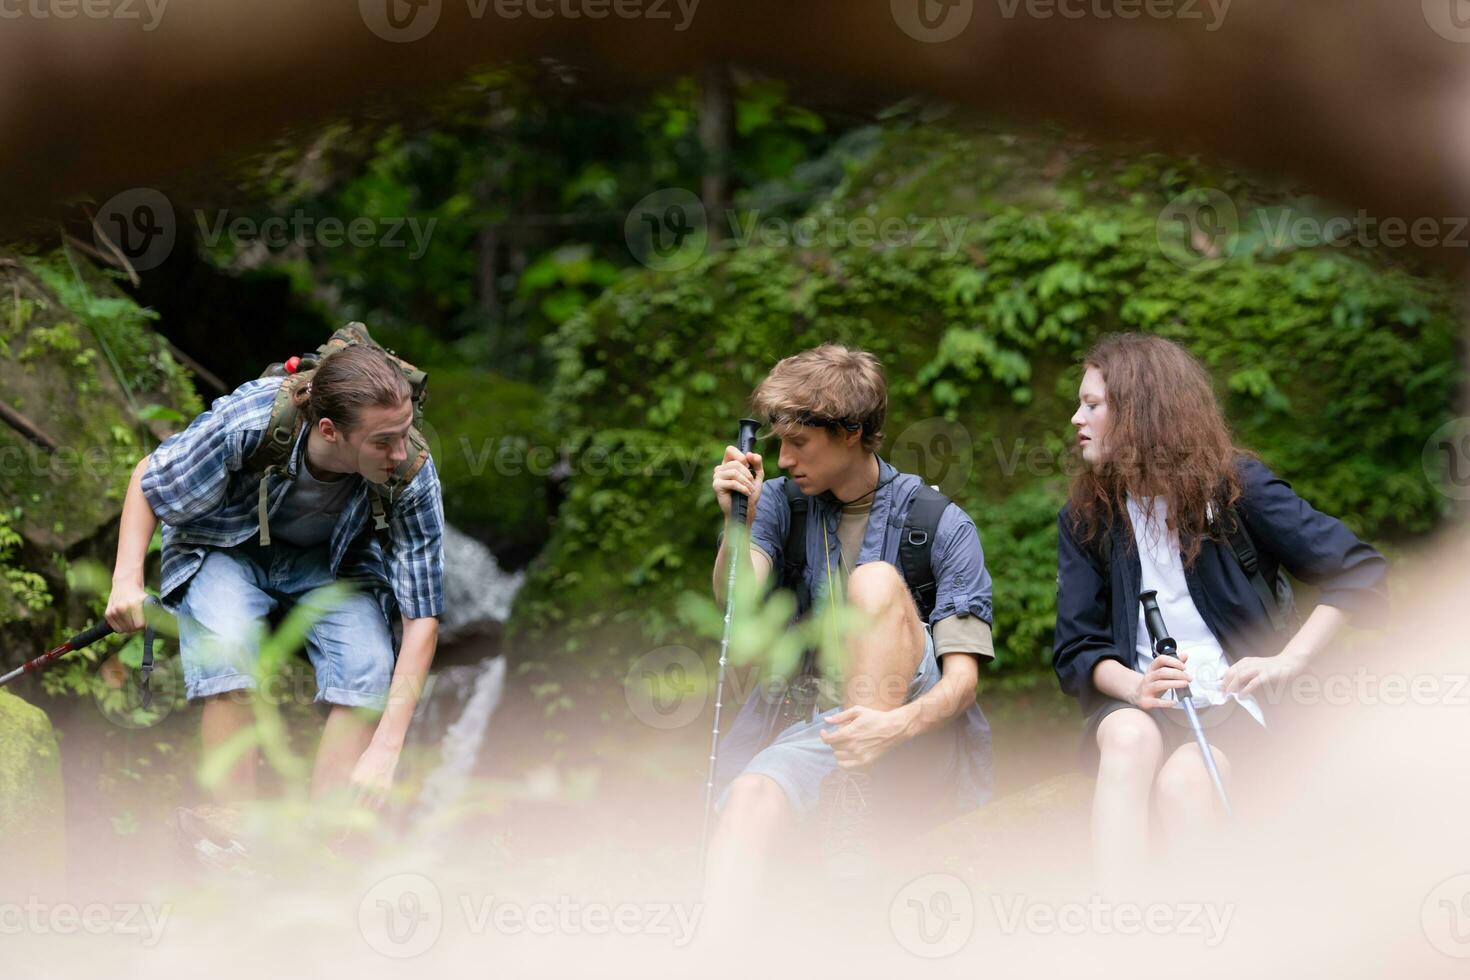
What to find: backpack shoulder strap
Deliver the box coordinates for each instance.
[779,479,812,614]
[897,485,950,622]
[246,374,309,475]
[1211,501,1290,633]
[247,375,311,547]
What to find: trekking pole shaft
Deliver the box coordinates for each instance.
[700,418,761,878]
[1139,590,1233,818]
[1179,697,1234,819]
[0,619,114,689]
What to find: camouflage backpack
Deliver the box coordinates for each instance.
[246,322,430,545]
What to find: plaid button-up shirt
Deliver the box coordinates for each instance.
[140,377,445,620]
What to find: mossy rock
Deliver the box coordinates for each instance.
[424,366,553,568]
[0,689,65,890]
[0,248,201,654]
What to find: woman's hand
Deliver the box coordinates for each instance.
[1223,649,1307,698]
[711,445,763,520]
[1132,651,1191,710]
[818,704,913,768]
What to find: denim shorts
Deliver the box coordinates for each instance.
[715,627,955,818]
[168,538,395,709]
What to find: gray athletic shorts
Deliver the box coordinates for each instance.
[715,627,945,816]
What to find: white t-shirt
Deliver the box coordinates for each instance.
[1127,494,1265,727]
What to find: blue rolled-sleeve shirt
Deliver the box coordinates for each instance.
[140,377,446,621]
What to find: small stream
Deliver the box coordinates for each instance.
[400,523,523,823]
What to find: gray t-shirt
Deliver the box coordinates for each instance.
[270,461,360,548]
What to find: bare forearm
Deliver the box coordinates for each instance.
[1283,604,1349,665]
[1092,657,1143,705]
[373,617,438,749]
[113,456,158,585]
[899,654,980,738]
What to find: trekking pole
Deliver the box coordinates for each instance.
[1139,590,1234,819]
[1,597,163,706]
[699,418,761,877]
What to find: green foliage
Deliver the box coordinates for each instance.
[218,68,846,379]
[26,251,200,412]
[512,122,1464,685]
[0,511,49,625]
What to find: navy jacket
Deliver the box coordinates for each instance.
[1052,455,1390,718]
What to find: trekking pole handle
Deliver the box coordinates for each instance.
[65,619,115,652]
[1139,590,1191,699]
[65,594,162,652]
[729,418,761,527]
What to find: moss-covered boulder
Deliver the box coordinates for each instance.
[425,366,554,569]
[511,121,1464,683]
[0,249,200,656]
[0,689,65,890]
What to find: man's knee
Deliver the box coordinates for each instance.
[721,774,791,840]
[846,561,908,617]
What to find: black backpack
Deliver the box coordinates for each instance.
[777,479,951,622]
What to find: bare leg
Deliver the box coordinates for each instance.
[1154,741,1233,864]
[311,704,378,800]
[1092,707,1163,894]
[703,774,794,938]
[200,691,258,804]
[842,562,926,711]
